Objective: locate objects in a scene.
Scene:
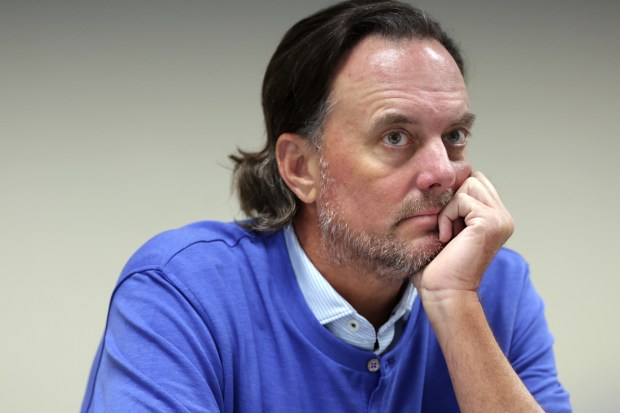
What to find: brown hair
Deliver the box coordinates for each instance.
[230,0,465,232]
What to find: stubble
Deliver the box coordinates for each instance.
[317,156,453,282]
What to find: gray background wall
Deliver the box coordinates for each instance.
[1,0,618,411]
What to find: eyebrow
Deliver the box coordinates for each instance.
[371,111,477,130]
[455,112,476,128]
[372,113,417,129]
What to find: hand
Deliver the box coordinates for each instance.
[412,173,544,413]
[413,171,514,300]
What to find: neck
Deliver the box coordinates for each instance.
[330,274,406,330]
[293,216,407,330]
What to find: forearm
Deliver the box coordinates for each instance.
[421,290,544,413]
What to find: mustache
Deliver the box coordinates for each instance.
[393,190,454,224]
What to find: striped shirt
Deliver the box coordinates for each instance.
[283,225,416,354]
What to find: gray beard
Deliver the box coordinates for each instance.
[316,157,452,282]
[318,203,445,282]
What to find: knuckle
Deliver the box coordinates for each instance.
[456,192,469,202]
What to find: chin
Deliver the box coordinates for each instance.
[404,232,443,253]
[371,235,444,283]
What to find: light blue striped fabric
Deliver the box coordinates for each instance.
[283,226,416,354]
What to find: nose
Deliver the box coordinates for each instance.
[412,138,457,191]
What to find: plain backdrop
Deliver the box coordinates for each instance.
[1,0,618,411]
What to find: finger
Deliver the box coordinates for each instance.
[438,192,484,243]
[452,216,466,238]
[469,171,507,208]
[454,175,496,209]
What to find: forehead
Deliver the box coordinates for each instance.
[328,35,468,111]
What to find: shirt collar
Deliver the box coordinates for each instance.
[283,225,416,326]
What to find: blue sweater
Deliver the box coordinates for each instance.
[82,221,571,412]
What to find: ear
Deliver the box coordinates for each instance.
[276,133,319,204]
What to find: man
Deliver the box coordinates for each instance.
[82,1,571,412]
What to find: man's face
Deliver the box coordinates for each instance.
[315,35,473,280]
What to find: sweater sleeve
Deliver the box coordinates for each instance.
[508,265,572,413]
[81,269,224,412]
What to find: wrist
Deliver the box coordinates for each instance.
[417,289,485,334]
[417,287,480,309]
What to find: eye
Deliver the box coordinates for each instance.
[444,129,468,145]
[381,131,410,147]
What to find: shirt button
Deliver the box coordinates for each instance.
[367,358,380,372]
[347,319,360,332]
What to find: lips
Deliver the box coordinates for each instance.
[402,208,441,220]
[393,191,452,229]
[396,208,441,228]
[413,208,442,218]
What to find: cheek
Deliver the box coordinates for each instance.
[327,172,397,218]
[356,177,408,218]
